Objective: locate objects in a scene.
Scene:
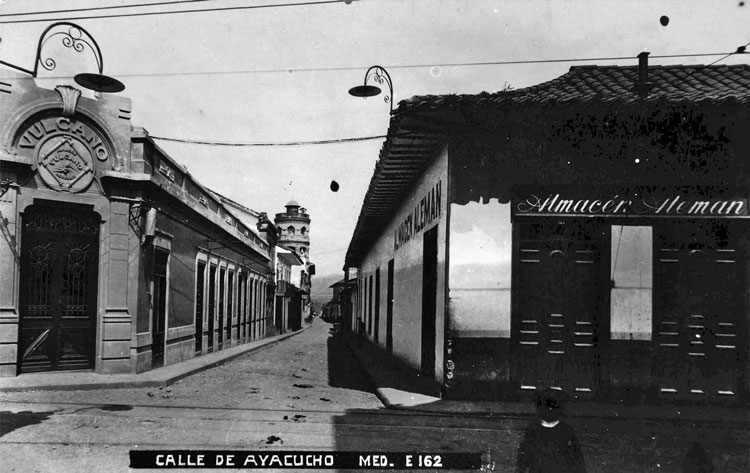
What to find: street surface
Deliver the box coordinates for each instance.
[1,319,748,473]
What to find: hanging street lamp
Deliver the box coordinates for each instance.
[0,21,125,93]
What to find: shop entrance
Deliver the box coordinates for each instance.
[421,226,438,378]
[512,221,608,394]
[653,221,747,401]
[19,204,100,373]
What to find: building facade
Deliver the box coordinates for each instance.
[345,59,750,405]
[324,278,357,330]
[274,246,305,333]
[0,71,276,376]
[274,201,314,324]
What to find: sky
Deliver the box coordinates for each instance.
[1,0,749,279]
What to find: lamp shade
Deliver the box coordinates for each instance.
[348,84,381,98]
[74,73,125,93]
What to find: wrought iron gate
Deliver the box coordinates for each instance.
[19,204,100,373]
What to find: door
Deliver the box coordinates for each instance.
[512,221,607,394]
[207,264,216,352]
[19,204,100,373]
[374,268,381,344]
[227,270,234,345]
[218,268,225,349]
[151,249,168,368]
[653,221,746,401]
[421,226,438,378]
[195,261,205,354]
[387,259,394,352]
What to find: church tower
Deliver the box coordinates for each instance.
[274,200,310,261]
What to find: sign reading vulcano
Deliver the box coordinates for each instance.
[515,191,748,217]
[394,180,442,250]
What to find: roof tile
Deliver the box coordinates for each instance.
[400,64,750,112]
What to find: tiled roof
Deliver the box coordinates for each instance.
[401,64,750,112]
[344,64,750,267]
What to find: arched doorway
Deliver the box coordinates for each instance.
[18,203,100,373]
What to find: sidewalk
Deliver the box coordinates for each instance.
[343,332,750,427]
[0,327,307,393]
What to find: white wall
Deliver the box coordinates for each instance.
[357,147,449,381]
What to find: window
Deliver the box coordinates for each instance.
[611,225,653,340]
[287,226,296,236]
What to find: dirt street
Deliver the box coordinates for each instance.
[1,319,748,473]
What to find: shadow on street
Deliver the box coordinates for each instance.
[325,329,376,393]
[0,410,56,437]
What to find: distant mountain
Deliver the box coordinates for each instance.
[449,262,512,289]
[310,272,345,308]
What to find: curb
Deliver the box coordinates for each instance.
[342,334,441,413]
[0,326,308,393]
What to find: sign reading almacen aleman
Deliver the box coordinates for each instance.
[514,188,748,218]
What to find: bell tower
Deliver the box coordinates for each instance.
[274,200,310,261]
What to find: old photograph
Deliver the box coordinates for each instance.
[1,1,749,472]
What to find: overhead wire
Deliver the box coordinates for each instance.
[138,46,745,147]
[0,0,344,24]
[149,134,387,146]
[706,41,750,66]
[0,52,741,81]
[309,247,348,256]
[0,0,216,17]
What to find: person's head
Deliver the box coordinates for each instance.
[535,388,568,422]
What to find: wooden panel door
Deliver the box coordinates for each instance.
[654,222,746,401]
[513,221,607,394]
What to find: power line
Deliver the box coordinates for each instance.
[150,134,387,146]
[706,41,750,66]
[0,0,343,24]
[309,247,348,256]
[0,0,215,17]
[1,52,738,81]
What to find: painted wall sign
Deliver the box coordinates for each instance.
[17,117,113,193]
[394,180,442,250]
[18,117,110,162]
[158,161,176,181]
[515,191,748,217]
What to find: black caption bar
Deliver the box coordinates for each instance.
[129,451,482,470]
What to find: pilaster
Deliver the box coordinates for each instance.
[0,183,19,376]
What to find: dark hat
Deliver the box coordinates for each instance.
[534,388,570,410]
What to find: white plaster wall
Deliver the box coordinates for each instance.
[448,199,513,337]
[358,147,448,380]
